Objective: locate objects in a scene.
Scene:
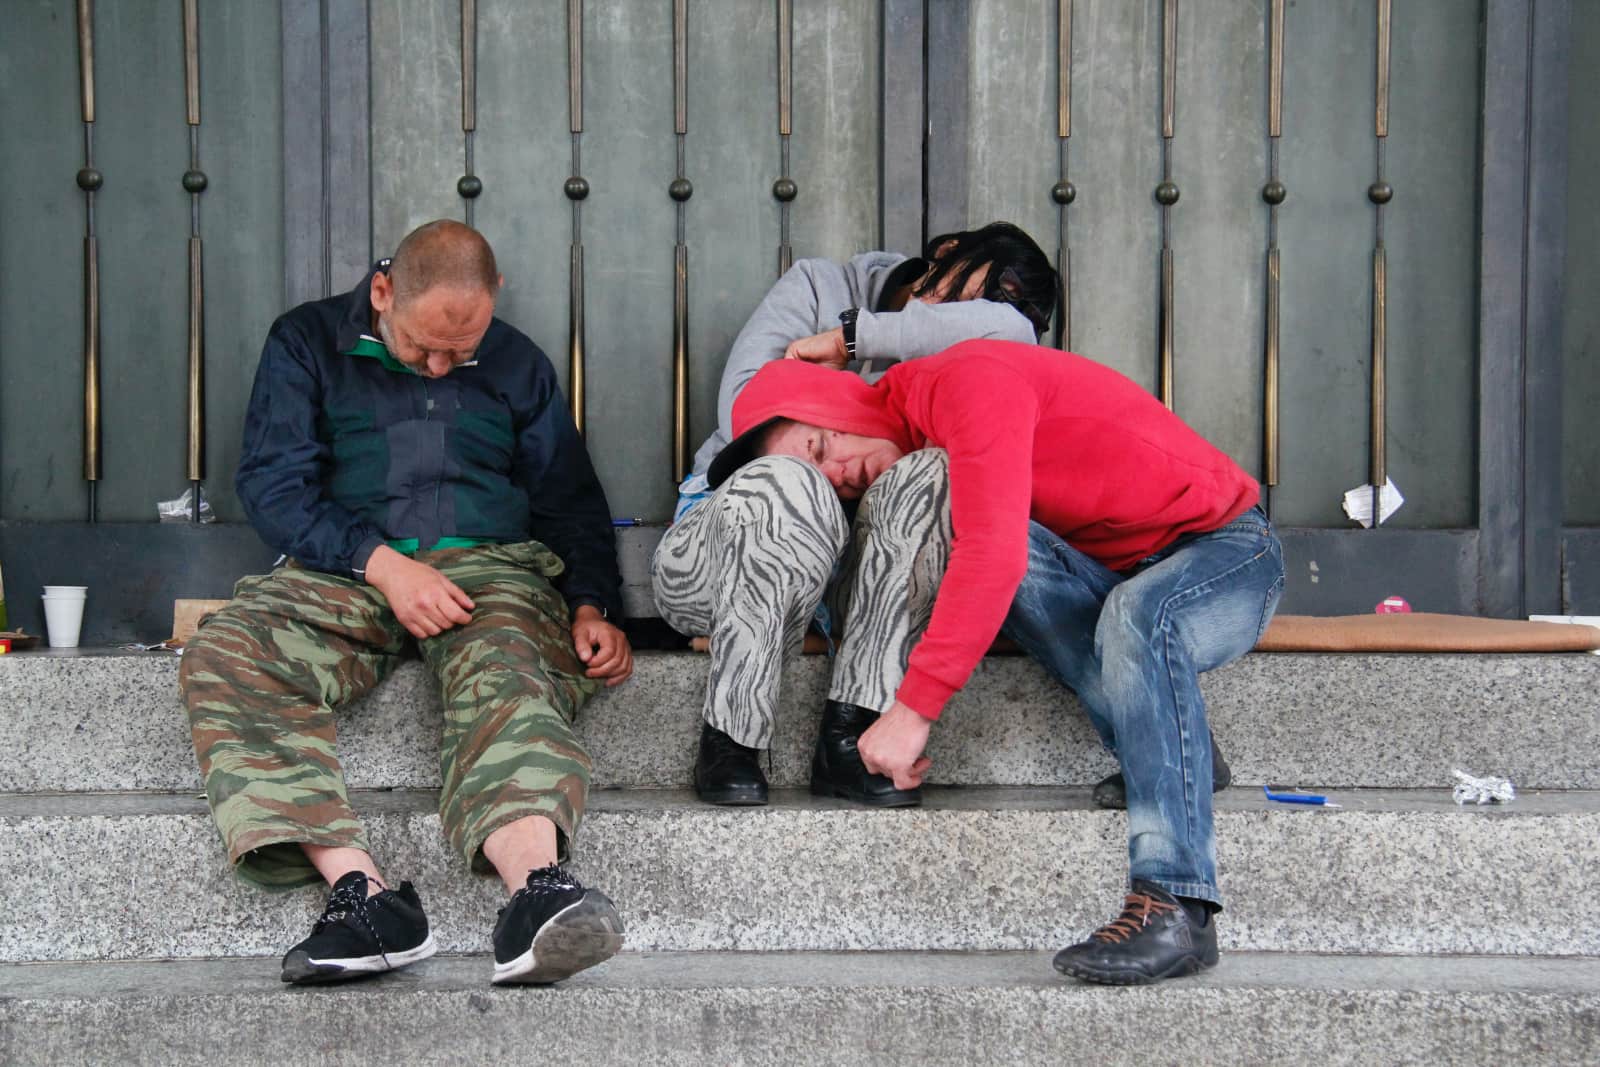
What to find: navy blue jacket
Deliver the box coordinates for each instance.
[237,264,623,619]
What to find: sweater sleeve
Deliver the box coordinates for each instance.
[895,360,1038,719]
[514,354,625,620]
[854,299,1036,364]
[236,322,388,579]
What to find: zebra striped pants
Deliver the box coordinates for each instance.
[652,450,953,749]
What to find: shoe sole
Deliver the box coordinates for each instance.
[1091,775,1232,812]
[808,779,922,808]
[696,787,769,806]
[281,932,438,985]
[492,892,624,985]
[1052,950,1216,986]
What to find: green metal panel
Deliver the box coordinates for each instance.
[1277,0,1476,528]
[1566,0,1600,525]
[0,0,281,524]
[0,1,82,519]
[1380,0,1478,528]
[370,0,879,522]
[967,0,1477,529]
[790,0,881,262]
[196,0,285,523]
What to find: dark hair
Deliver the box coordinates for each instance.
[911,221,1057,337]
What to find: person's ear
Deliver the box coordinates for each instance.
[370,271,394,314]
[930,238,958,260]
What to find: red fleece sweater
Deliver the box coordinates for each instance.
[877,341,1259,718]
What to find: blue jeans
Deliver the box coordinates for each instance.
[1001,507,1284,905]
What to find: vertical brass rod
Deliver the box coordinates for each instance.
[83,238,101,484]
[1161,0,1177,139]
[569,244,586,434]
[777,0,792,137]
[1370,252,1386,487]
[1057,0,1072,138]
[1160,248,1174,409]
[461,0,476,132]
[569,0,583,134]
[1264,248,1280,486]
[1268,0,1284,138]
[775,0,794,276]
[673,245,690,482]
[1375,0,1391,138]
[674,0,688,135]
[77,0,95,123]
[187,237,205,483]
[1057,248,1071,350]
[183,0,200,126]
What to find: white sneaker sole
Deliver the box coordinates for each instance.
[492,893,624,985]
[284,932,438,984]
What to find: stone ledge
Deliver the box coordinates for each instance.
[2,650,1596,792]
[3,952,1596,1067]
[3,787,1596,960]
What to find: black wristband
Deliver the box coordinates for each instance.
[838,307,859,359]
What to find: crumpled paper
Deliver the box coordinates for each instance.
[1452,769,1515,805]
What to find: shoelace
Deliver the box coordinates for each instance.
[499,865,584,919]
[1089,892,1178,944]
[316,879,390,962]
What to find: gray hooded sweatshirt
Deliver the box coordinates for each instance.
[681,251,1038,506]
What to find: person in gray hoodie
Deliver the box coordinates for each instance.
[652,222,1056,807]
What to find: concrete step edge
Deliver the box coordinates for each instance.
[4,951,1597,1067]
[2,784,1593,819]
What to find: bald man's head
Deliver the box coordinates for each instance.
[388,220,500,307]
[369,221,503,378]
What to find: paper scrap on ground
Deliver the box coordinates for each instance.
[1453,769,1514,805]
[1529,615,1600,655]
[1342,477,1404,527]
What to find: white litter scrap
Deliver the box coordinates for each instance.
[1452,769,1515,805]
[1341,477,1404,528]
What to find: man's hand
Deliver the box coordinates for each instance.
[364,545,475,639]
[858,700,933,790]
[782,327,849,369]
[571,604,633,687]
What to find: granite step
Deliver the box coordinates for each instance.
[3,951,1597,1067]
[2,787,1593,962]
[2,649,1595,792]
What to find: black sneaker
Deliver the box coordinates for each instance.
[1092,730,1232,810]
[281,871,437,985]
[492,865,624,985]
[694,721,769,806]
[1052,880,1219,986]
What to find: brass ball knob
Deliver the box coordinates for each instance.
[1367,181,1393,205]
[182,170,209,194]
[76,167,103,191]
[772,177,798,202]
[668,178,693,202]
[1051,180,1076,205]
[564,176,590,201]
[1155,181,1180,206]
[1262,180,1287,205]
[457,174,483,199]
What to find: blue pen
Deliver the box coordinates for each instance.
[1262,785,1334,806]
[611,518,644,527]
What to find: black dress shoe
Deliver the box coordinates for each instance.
[694,722,768,806]
[809,700,922,808]
[1052,880,1219,985]
[1091,730,1232,810]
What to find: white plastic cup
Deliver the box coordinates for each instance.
[42,593,87,648]
[42,585,88,600]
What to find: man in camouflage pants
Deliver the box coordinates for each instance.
[181,220,632,986]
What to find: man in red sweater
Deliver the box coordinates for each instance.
[705,339,1284,985]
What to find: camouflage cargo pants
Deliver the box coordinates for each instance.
[179,541,599,891]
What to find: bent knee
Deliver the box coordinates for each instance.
[865,448,948,498]
[713,455,847,542]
